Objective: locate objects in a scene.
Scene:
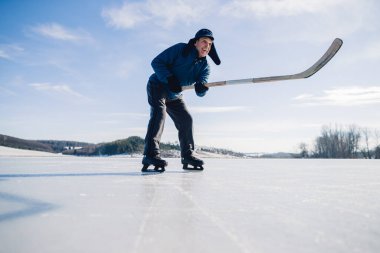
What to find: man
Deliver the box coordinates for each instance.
[142,28,221,173]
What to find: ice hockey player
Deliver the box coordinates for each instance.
[142,28,221,172]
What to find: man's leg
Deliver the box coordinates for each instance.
[166,98,195,157]
[143,81,167,157]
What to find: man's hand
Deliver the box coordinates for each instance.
[167,75,182,93]
[195,82,209,97]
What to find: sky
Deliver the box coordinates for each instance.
[1,0,380,153]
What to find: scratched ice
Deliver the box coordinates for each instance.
[1,156,380,253]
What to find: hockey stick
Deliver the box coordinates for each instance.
[182,38,343,90]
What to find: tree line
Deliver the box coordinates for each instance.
[62,136,182,156]
[299,124,380,159]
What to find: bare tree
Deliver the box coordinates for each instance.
[313,124,361,158]
[375,146,380,159]
[347,125,361,158]
[375,129,380,144]
[361,128,372,159]
[299,142,309,158]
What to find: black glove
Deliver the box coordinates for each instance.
[194,82,209,97]
[167,75,182,93]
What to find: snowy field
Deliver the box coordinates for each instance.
[1,149,380,253]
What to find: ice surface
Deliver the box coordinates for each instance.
[1,156,380,253]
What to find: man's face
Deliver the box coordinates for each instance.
[194,37,213,58]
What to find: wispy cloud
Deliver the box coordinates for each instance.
[199,120,320,134]
[109,112,148,118]
[29,82,86,99]
[101,0,215,29]
[220,0,346,18]
[0,86,17,96]
[346,39,380,63]
[363,41,380,60]
[31,23,93,43]
[100,0,377,45]
[293,86,380,106]
[0,50,9,59]
[220,0,376,43]
[101,2,149,29]
[189,106,251,114]
[0,44,24,60]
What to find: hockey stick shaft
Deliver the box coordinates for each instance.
[182,38,343,90]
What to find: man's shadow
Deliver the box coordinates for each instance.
[0,170,193,222]
[0,192,56,223]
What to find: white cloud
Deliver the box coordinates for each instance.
[29,82,86,98]
[0,50,9,59]
[117,61,139,78]
[219,0,377,43]
[220,0,346,18]
[101,2,149,29]
[145,0,211,28]
[100,0,377,45]
[0,86,17,96]
[102,0,215,29]
[109,112,148,118]
[199,120,319,135]
[32,23,92,42]
[347,40,380,63]
[102,0,354,30]
[364,42,380,60]
[189,106,251,114]
[294,86,380,106]
[0,44,24,60]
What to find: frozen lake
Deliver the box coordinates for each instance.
[0,156,379,253]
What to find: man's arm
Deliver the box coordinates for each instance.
[151,43,182,83]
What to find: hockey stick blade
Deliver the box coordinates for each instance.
[182,38,343,90]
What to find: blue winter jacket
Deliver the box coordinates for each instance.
[149,43,210,100]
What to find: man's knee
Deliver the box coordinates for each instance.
[150,101,166,117]
[183,112,193,126]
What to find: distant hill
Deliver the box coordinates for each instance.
[0,134,54,153]
[0,134,246,158]
[0,134,180,156]
[38,140,93,153]
[62,136,146,156]
[0,134,93,153]
[62,136,182,156]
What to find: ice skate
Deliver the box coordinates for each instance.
[141,155,167,173]
[182,152,204,171]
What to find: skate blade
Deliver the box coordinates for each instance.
[182,164,204,171]
[141,164,165,173]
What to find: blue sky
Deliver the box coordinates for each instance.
[1,0,380,153]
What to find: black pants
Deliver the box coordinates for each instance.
[144,81,194,157]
